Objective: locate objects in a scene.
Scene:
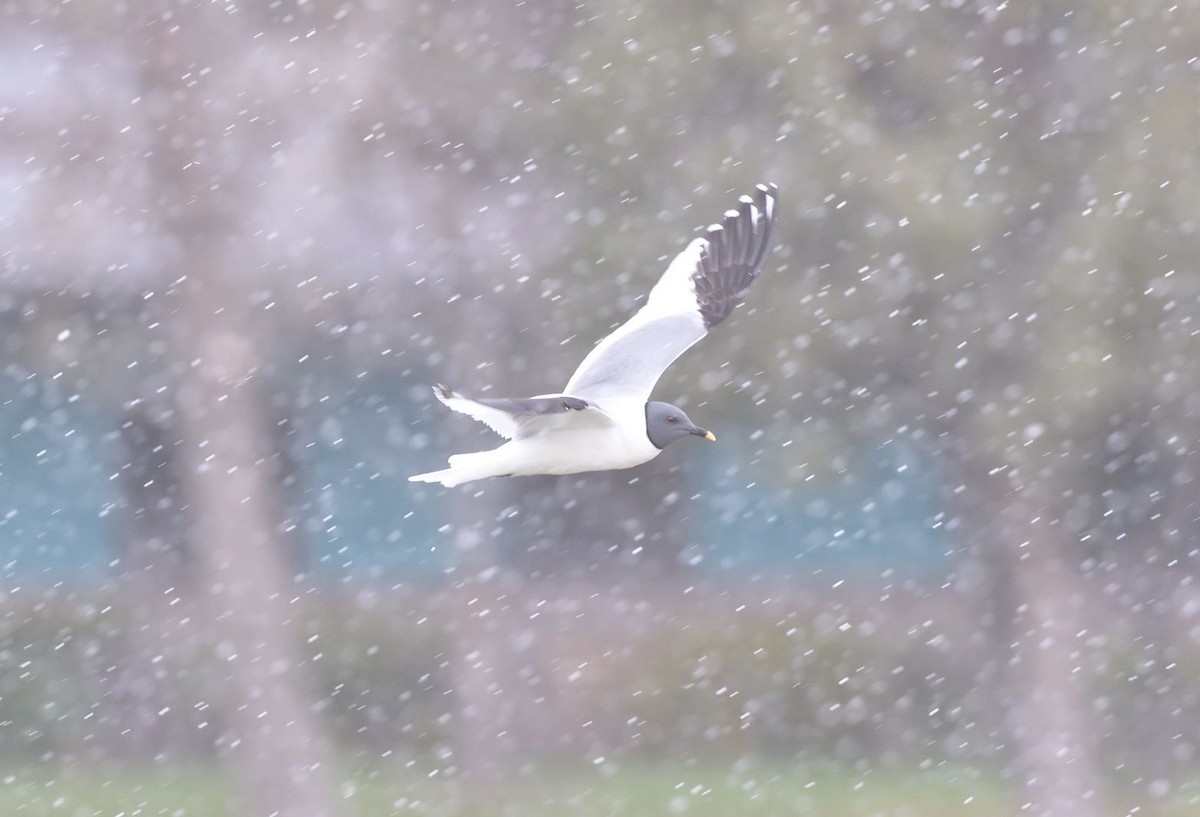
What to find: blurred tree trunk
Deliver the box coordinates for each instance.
[956,454,1102,817]
[135,6,340,815]
[997,488,1099,817]
[444,520,534,782]
[171,262,338,817]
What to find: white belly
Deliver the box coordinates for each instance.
[487,396,656,477]
[501,424,660,476]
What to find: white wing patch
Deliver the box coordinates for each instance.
[644,236,708,315]
[435,387,522,439]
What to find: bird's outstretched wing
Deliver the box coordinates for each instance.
[563,183,779,404]
[433,385,613,440]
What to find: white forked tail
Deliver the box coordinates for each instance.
[408,450,509,487]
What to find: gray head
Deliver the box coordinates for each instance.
[645,401,716,450]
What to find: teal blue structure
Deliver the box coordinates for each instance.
[0,375,950,583]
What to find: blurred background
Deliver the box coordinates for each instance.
[2,0,1199,815]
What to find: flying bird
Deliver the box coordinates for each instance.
[409,183,780,487]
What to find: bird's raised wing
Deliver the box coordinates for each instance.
[432,385,613,440]
[563,183,779,404]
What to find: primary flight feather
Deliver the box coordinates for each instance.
[410,183,780,487]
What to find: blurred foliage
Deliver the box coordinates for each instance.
[1,586,1197,783]
[2,0,1200,812]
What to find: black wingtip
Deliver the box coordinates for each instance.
[690,183,781,330]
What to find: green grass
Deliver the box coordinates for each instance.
[354,764,1016,817]
[1,762,1196,816]
[0,765,237,816]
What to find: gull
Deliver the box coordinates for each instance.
[410,183,780,487]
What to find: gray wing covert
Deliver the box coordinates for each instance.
[433,386,610,439]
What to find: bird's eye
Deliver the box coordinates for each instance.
[667,416,678,424]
